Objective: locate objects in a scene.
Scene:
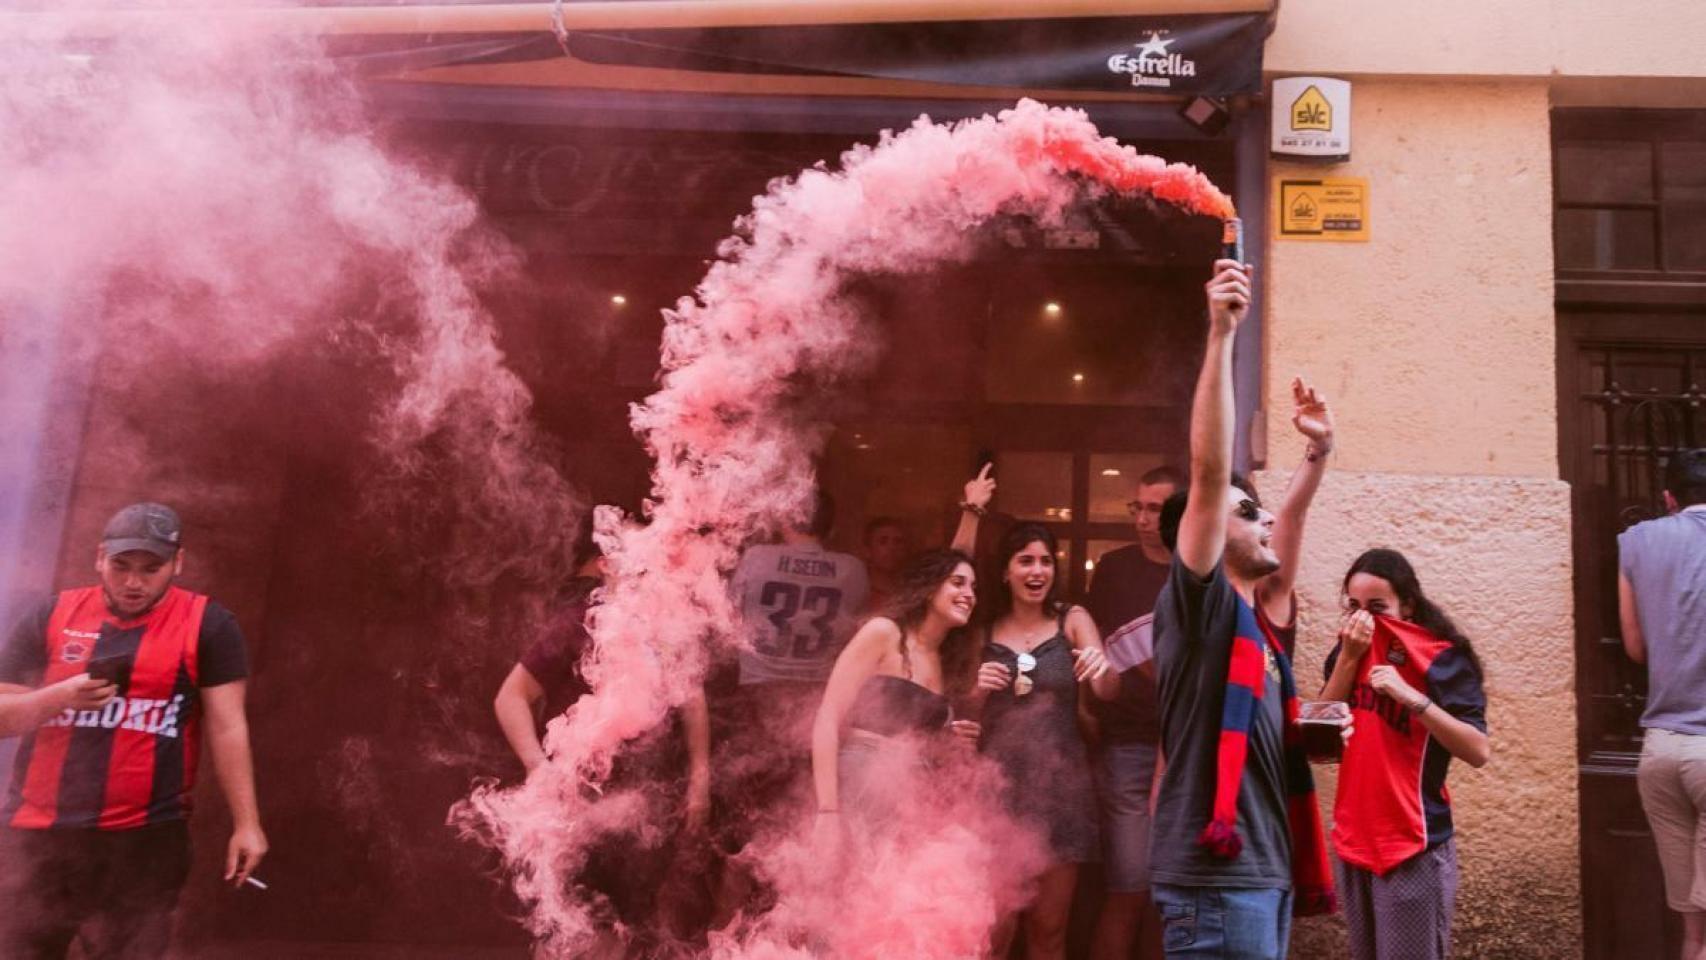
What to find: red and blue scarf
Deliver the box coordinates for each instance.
[1196,598,1336,916]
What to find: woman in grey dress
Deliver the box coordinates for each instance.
[964,521,1119,960]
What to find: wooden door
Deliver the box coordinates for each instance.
[1560,314,1706,960]
[1554,107,1706,959]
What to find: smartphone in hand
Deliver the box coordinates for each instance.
[85,652,134,695]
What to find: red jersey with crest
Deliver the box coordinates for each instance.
[1,586,248,830]
[1324,617,1487,876]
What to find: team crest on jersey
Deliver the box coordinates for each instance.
[59,627,100,663]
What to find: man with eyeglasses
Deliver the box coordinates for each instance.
[1085,464,1181,960]
[1147,258,1341,959]
[1089,465,1185,644]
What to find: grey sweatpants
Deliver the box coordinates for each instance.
[1336,838,1459,960]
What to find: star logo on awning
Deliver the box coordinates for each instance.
[1134,32,1175,59]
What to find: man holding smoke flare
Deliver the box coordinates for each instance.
[1148,259,1345,959]
[0,502,265,960]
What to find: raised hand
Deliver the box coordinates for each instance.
[1205,259,1252,335]
[1291,377,1335,450]
[964,462,997,512]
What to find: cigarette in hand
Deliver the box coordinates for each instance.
[245,876,269,891]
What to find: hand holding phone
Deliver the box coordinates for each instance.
[85,652,134,696]
[48,674,117,713]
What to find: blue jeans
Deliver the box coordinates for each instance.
[1152,884,1293,959]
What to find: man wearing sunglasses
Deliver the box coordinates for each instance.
[1148,259,1341,959]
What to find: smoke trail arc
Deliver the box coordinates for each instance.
[459,97,1234,955]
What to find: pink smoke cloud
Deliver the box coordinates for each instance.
[459,99,1232,955]
[0,14,589,935]
[0,17,582,592]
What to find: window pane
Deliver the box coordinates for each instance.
[983,265,1201,407]
[991,451,1075,522]
[1556,208,1658,270]
[825,422,975,553]
[1556,141,1653,204]
[1086,452,1170,523]
[1661,143,1706,201]
[1662,201,1706,271]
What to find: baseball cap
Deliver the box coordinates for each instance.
[101,503,183,561]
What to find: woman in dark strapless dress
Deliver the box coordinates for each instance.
[810,550,981,834]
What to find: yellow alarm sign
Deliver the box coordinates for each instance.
[1276,177,1368,241]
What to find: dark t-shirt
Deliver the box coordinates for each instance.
[518,604,593,726]
[1085,545,1172,745]
[1151,559,1290,888]
[0,596,248,690]
[1086,544,1171,637]
[517,602,683,788]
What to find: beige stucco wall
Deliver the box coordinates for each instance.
[1267,0,1706,79]
[1264,79,1557,478]
[1258,75,1579,957]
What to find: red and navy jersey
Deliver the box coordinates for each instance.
[1324,617,1487,875]
[1,586,248,831]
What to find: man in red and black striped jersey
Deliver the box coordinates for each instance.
[0,502,265,960]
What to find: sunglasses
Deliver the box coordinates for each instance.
[1013,651,1037,696]
[1233,498,1262,522]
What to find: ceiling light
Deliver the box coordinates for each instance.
[1072,373,1085,383]
[610,294,627,306]
[1044,302,1063,316]
[1100,468,1122,477]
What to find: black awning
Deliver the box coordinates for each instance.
[563,14,1269,97]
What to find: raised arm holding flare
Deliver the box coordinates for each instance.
[1149,261,1340,960]
[1173,260,1250,579]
